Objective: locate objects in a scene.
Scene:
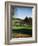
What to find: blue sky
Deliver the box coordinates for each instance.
[14,7,32,19]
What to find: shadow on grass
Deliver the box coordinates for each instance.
[12,29,32,35]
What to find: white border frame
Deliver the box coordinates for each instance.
[5,2,37,44]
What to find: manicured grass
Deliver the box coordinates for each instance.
[12,25,32,30]
[12,25,32,38]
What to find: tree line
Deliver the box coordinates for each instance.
[23,16,32,25]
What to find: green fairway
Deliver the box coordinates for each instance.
[12,25,32,30]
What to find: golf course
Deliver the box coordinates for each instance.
[12,22,32,38]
